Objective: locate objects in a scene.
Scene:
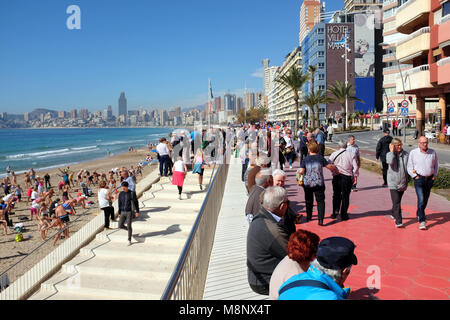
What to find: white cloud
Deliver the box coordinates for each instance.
[251,68,264,78]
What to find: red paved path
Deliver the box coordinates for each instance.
[285,163,450,300]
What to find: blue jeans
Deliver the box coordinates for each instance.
[413,176,434,223]
[285,151,295,167]
[159,155,170,176]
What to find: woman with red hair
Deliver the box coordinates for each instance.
[269,229,320,300]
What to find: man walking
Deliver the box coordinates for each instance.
[118,181,140,246]
[376,129,393,187]
[329,141,359,221]
[347,135,360,192]
[156,138,171,177]
[407,136,439,230]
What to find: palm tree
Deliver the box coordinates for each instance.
[275,65,310,133]
[301,90,334,129]
[327,80,364,131]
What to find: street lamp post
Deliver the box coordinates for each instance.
[342,35,351,130]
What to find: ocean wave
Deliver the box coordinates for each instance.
[35,148,101,159]
[71,145,98,151]
[6,148,70,159]
[99,140,129,146]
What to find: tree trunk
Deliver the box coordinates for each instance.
[295,97,299,135]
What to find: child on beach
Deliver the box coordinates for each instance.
[192,148,208,190]
[26,186,33,204]
[172,156,188,200]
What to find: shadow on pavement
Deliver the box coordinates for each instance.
[135,224,182,239]
[401,212,450,230]
[349,287,380,300]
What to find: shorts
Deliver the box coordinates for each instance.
[30,207,38,215]
[59,215,70,223]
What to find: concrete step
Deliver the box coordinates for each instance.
[109,221,194,233]
[62,255,175,280]
[148,183,210,193]
[39,271,165,300]
[95,229,189,245]
[141,191,206,201]
[80,240,183,261]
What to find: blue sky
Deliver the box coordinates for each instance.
[0,0,343,113]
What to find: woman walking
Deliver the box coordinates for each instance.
[386,138,409,228]
[192,148,207,190]
[298,142,336,226]
[98,180,115,230]
[172,156,188,200]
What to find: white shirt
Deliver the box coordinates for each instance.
[156,143,170,156]
[407,148,439,178]
[174,160,185,172]
[31,191,38,200]
[98,188,110,209]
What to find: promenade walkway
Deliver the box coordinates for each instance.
[29,168,212,300]
[203,156,267,300]
[203,155,449,300]
[285,160,450,300]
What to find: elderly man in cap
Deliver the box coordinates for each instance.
[376,129,393,187]
[278,236,357,300]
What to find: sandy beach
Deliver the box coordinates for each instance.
[0,147,158,279]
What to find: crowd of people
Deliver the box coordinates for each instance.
[1,161,146,246]
[234,120,440,300]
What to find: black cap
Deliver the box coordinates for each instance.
[316,237,358,270]
[383,129,390,134]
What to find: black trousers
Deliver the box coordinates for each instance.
[118,211,133,241]
[303,185,326,221]
[102,206,115,228]
[382,162,389,185]
[177,186,183,195]
[159,155,170,176]
[242,158,249,182]
[332,175,353,219]
[390,189,404,225]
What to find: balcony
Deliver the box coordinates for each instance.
[395,0,430,34]
[437,57,450,85]
[396,27,430,64]
[396,64,433,93]
[438,14,450,49]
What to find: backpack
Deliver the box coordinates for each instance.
[15,233,23,242]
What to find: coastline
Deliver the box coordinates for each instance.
[3,126,194,130]
[0,147,159,276]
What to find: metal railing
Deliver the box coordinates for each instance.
[161,163,229,300]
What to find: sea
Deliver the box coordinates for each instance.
[0,127,177,178]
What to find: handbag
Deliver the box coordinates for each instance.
[296,169,304,186]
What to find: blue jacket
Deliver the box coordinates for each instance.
[278,265,350,300]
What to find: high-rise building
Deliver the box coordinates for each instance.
[118,92,127,118]
[299,0,324,46]
[256,92,265,108]
[224,93,236,112]
[236,97,244,114]
[214,97,222,112]
[71,109,77,119]
[268,46,302,123]
[24,112,29,122]
[80,109,89,120]
[160,109,168,126]
[390,0,450,135]
[245,92,255,109]
[344,0,382,13]
[58,111,66,119]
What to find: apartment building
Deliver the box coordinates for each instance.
[394,0,450,135]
